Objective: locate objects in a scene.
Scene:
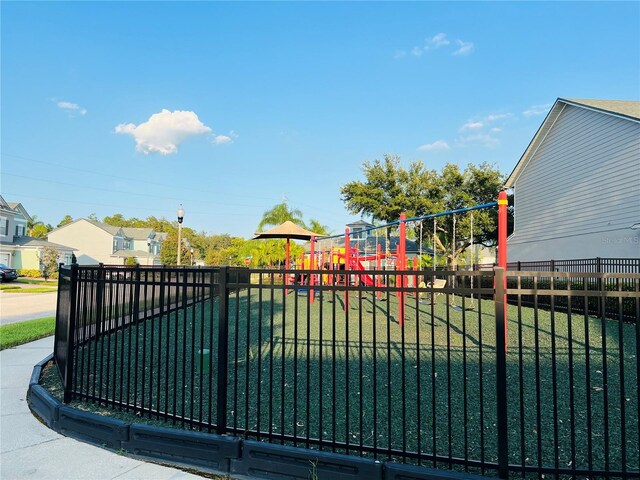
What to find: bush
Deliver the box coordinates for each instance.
[124,257,138,266]
[18,269,42,278]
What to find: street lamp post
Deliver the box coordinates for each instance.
[177,205,184,266]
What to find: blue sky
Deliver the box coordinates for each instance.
[2,1,639,238]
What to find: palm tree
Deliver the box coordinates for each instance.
[307,219,331,236]
[257,202,305,232]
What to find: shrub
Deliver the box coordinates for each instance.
[124,256,138,266]
[18,269,42,278]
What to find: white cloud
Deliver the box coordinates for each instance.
[523,104,552,117]
[486,113,512,122]
[417,140,450,152]
[452,40,474,56]
[56,100,87,116]
[458,134,499,148]
[396,33,473,59]
[491,127,502,133]
[211,130,239,145]
[461,121,484,131]
[115,109,212,155]
[427,33,450,49]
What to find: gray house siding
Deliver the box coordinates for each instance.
[509,104,640,261]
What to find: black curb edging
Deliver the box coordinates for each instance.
[28,356,488,480]
[231,440,383,479]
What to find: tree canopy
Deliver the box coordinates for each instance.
[341,155,508,265]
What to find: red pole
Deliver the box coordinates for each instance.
[310,236,315,304]
[498,190,508,347]
[399,213,406,327]
[344,228,350,311]
[376,243,382,298]
[285,238,290,292]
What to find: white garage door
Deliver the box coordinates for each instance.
[0,253,10,266]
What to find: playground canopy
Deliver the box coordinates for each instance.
[252,221,324,270]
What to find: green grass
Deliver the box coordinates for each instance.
[0,284,22,291]
[42,289,638,477]
[1,287,58,293]
[0,316,56,350]
[16,278,58,286]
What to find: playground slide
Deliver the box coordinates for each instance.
[349,259,375,286]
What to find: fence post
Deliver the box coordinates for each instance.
[494,267,509,479]
[133,265,141,322]
[216,266,230,435]
[96,263,104,328]
[63,263,79,403]
[596,257,603,317]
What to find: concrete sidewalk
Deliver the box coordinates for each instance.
[0,336,204,479]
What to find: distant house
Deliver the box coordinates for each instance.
[346,219,375,240]
[47,219,165,266]
[0,196,74,271]
[505,98,640,261]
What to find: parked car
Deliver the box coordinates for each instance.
[0,264,18,282]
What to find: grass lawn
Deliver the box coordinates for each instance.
[0,285,22,291]
[0,287,58,293]
[16,278,58,286]
[0,316,56,350]
[44,288,638,476]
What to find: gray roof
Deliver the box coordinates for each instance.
[562,98,640,121]
[347,219,375,229]
[82,219,123,236]
[3,236,74,251]
[122,227,154,240]
[0,195,16,214]
[332,236,431,255]
[505,97,640,188]
[6,202,33,222]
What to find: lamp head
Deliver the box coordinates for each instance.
[177,205,184,224]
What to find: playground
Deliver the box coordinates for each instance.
[47,195,639,478]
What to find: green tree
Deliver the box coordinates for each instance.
[27,215,52,238]
[39,246,59,280]
[257,202,305,232]
[159,230,192,265]
[57,215,74,228]
[31,223,50,240]
[341,155,505,266]
[124,256,137,266]
[307,219,332,236]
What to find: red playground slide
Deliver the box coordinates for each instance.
[349,259,375,286]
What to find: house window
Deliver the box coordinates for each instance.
[15,225,25,237]
[113,238,118,253]
[0,218,8,236]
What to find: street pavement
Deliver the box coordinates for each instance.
[0,291,57,325]
[0,337,205,479]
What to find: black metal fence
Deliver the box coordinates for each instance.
[54,264,639,479]
[477,257,640,274]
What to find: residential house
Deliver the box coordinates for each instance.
[505,98,640,261]
[47,219,165,266]
[0,196,74,271]
[346,219,375,240]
